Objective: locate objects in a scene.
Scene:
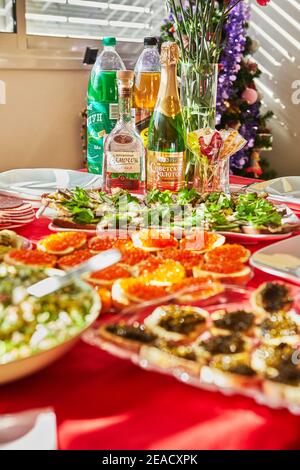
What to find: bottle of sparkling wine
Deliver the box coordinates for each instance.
[147,42,186,192]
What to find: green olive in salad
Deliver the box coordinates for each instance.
[0,263,100,365]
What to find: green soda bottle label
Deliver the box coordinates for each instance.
[87,69,119,175]
[87,102,106,174]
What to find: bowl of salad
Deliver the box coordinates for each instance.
[0,264,101,384]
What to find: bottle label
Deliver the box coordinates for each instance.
[107,151,141,174]
[135,108,152,147]
[147,150,186,191]
[87,101,118,175]
[109,103,119,120]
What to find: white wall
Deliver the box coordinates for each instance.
[249,0,300,176]
[0,69,89,171]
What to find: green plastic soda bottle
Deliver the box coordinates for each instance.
[87,37,125,175]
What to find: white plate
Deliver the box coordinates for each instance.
[247,177,300,207]
[250,234,300,285]
[0,169,102,203]
[218,230,293,243]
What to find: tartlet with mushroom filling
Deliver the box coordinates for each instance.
[255,312,300,346]
[210,309,256,336]
[251,342,300,404]
[99,321,157,353]
[140,339,203,376]
[193,331,251,362]
[201,352,259,389]
[251,282,293,316]
[143,305,209,343]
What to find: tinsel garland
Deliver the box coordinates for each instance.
[217,1,259,171]
[216,1,249,123]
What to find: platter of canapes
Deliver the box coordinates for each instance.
[84,281,300,414]
[39,188,300,242]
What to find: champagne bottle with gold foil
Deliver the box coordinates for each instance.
[147,42,186,192]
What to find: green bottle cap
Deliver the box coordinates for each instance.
[102,37,116,46]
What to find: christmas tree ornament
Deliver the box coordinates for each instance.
[242,87,258,105]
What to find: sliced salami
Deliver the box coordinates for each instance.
[0,213,34,219]
[0,198,35,229]
[0,195,24,209]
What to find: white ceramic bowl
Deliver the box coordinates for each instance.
[0,279,101,385]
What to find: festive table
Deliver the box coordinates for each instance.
[0,175,300,451]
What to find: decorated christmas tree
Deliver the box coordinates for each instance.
[161,0,274,179]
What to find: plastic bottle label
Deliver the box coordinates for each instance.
[87,101,118,175]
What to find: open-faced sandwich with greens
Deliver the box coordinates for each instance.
[40,187,300,235]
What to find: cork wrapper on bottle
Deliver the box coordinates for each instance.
[157,43,181,117]
[117,70,134,98]
[160,42,179,66]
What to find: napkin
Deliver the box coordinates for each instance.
[0,408,57,450]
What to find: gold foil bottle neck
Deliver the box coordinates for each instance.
[160,42,179,66]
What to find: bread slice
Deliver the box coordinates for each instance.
[140,344,202,377]
[242,223,300,235]
[52,218,97,231]
[193,265,252,285]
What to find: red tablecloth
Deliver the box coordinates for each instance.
[1,176,300,450]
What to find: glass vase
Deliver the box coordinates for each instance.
[181,62,218,133]
[194,159,230,194]
[181,62,229,193]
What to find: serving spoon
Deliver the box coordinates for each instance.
[27,248,121,298]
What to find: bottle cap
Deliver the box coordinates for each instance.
[117,70,134,80]
[144,37,158,46]
[160,42,179,66]
[102,37,116,46]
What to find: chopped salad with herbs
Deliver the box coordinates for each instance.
[0,264,99,365]
[41,187,297,234]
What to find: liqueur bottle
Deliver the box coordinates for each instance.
[134,37,161,147]
[103,70,145,193]
[147,42,186,192]
[87,37,125,175]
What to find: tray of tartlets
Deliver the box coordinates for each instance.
[83,281,300,414]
